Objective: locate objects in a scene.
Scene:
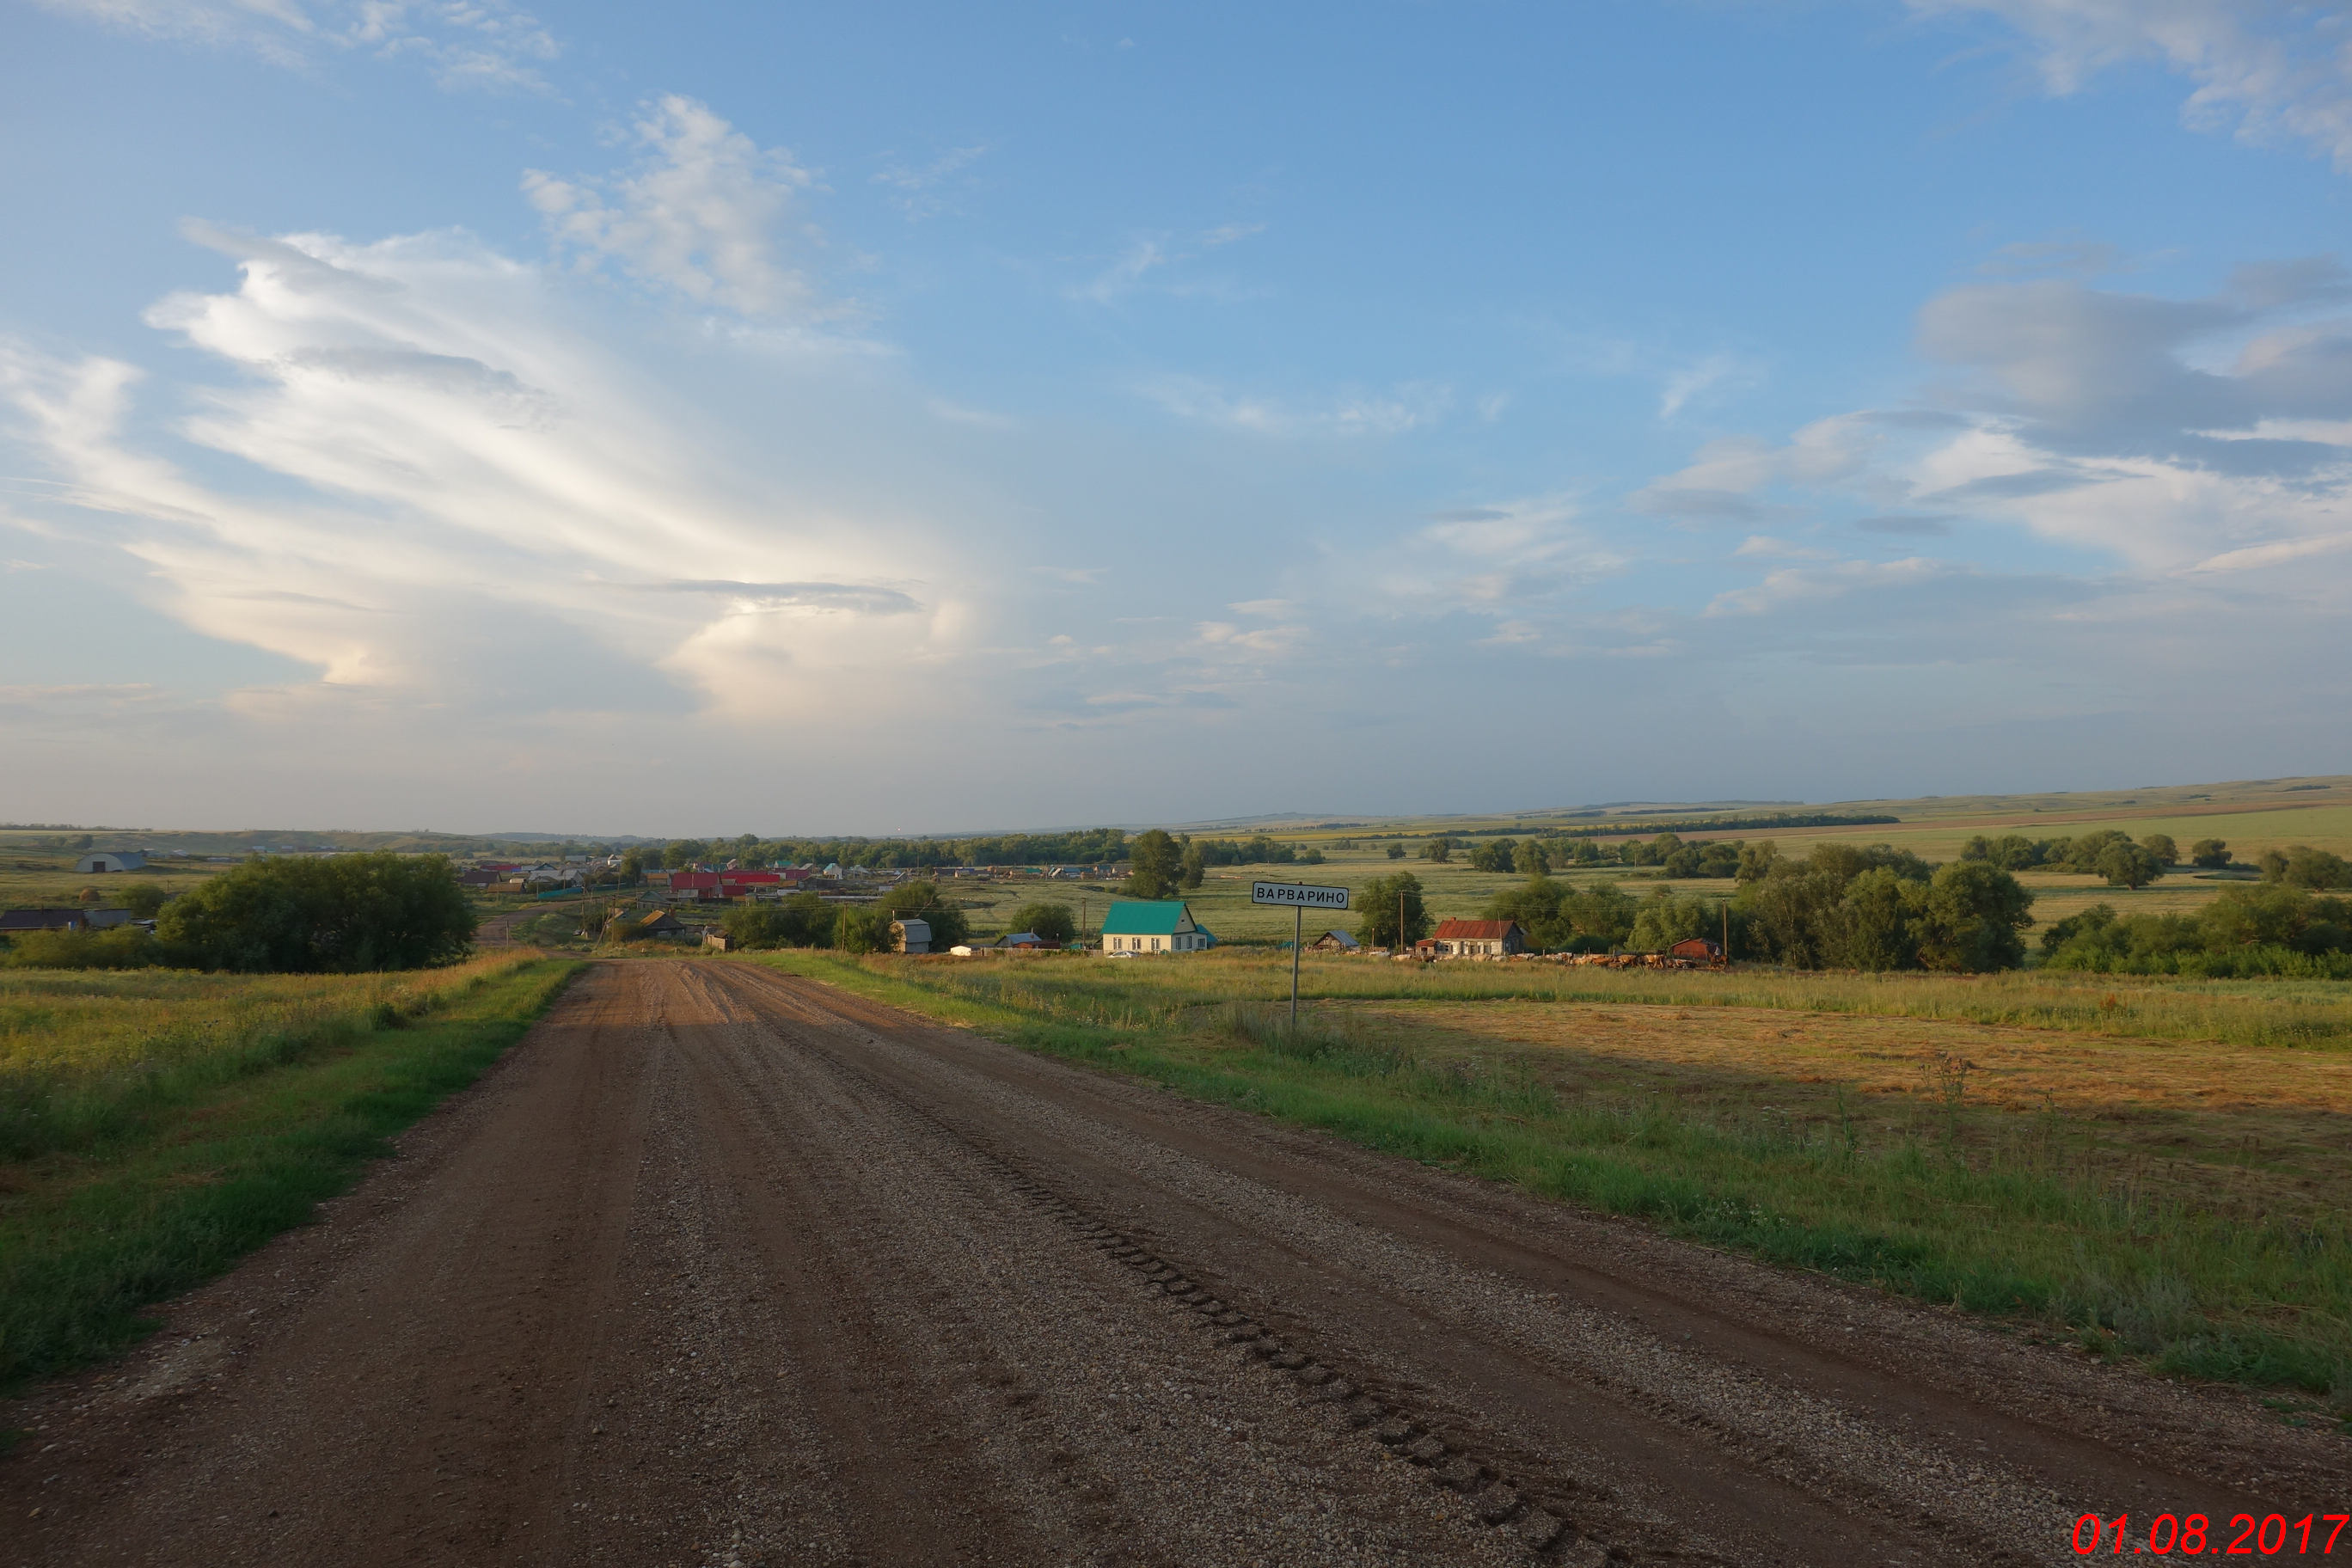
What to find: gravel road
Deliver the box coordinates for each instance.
[5,959,2343,1566]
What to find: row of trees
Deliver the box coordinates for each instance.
[1121,830,1326,899]
[1958,830,2177,886]
[2040,885,2352,977]
[640,829,1132,873]
[3,854,476,972]
[707,884,1081,952]
[1376,842,2037,972]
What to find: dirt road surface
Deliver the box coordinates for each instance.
[5,960,2342,1566]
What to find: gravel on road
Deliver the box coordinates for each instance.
[3,959,2341,1566]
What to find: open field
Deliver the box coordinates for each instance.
[767,949,2352,1407]
[7,957,2342,1567]
[0,952,579,1388]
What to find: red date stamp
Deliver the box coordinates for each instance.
[2072,1513,2348,1556]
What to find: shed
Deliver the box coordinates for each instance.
[891,917,933,954]
[74,851,147,874]
[1099,900,1214,954]
[1307,929,1360,952]
[0,909,89,934]
[1667,936,1725,964]
[635,911,689,938]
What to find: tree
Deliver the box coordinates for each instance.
[158,853,475,972]
[663,839,711,870]
[2190,838,2232,869]
[2096,841,2165,890]
[1515,839,1550,876]
[1010,902,1078,944]
[2139,833,2177,867]
[1386,843,1406,861]
[1356,873,1430,948]
[1179,842,1206,890]
[878,881,970,948]
[118,882,168,919]
[2060,830,2131,874]
[1628,890,1717,953]
[2265,845,2352,891]
[1828,868,1923,971]
[1126,830,1183,899]
[834,905,895,954]
[721,903,793,950]
[1420,837,1452,864]
[1467,837,1516,873]
[1915,861,2034,972]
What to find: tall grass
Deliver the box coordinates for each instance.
[769,952,2352,1410]
[0,957,533,1161]
[0,957,580,1388]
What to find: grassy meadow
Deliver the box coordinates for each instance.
[763,946,2352,1419]
[0,953,580,1390]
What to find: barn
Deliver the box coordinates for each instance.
[74,851,148,873]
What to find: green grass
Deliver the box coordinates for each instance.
[759,950,2352,1416]
[0,955,579,1389]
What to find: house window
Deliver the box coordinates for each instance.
[1150,937,1161,952]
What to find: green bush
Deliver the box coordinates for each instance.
[1,926,163,970]
[1009,902,1078,945]
[156,853,475,972]
[2042,885,2352,976]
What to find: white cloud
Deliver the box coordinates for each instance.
[0,219,976,728]
[35,0,560,89]
[1142,376,1450,438]
[1658,352,1758,418]
[1631,413,1896,518]
[872,145,989,219]
[1357,493,1624,617]
[1707,556,1952,616]
[1635,265,2352,582]
[1914,0,2352,170]
[524,98,819,317]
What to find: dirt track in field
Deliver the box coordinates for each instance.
[4,959,2343,1566]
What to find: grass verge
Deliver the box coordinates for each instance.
[0,956,580,1391]
[759,950,2350,1424]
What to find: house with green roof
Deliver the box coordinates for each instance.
[1099,899,1216,954]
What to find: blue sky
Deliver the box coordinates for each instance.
[3,1,2349,834]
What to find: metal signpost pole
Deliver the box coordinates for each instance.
[1292,903,1302,1031]
[1249,879,1350,1038]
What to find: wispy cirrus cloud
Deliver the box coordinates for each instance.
[1914,0,2352,170]
[1141,375,1449,438]
[34,0,560,89]
[0,210,977,727]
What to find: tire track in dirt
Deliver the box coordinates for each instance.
[697,960,2346,1565]
[6,959,2339,1567]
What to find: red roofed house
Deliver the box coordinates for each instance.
[1421,918,1527,959]
[668,872,726,900]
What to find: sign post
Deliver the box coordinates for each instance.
[1251,880,1351,1031]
